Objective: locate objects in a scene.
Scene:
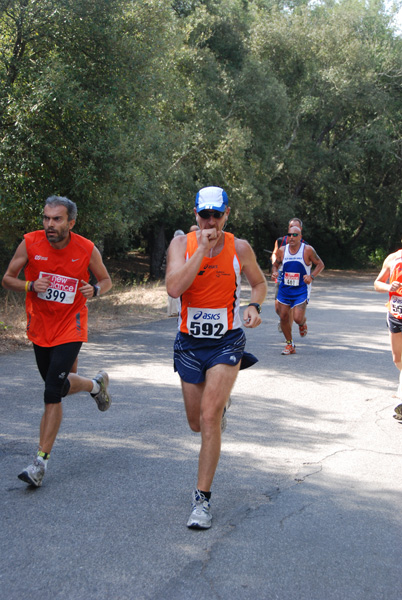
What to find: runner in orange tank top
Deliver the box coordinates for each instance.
[178,230,242,335]
[166,186,267,529]
[375,249,402,420]
[2,196,113,487]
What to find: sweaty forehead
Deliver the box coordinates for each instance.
[289,226,301,234]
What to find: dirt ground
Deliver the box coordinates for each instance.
[0,253,168,355]
[0,264,377,356]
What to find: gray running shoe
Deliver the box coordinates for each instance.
[18,458,46,487]
[91,371,111,412]
[187,490,212,529]
[394,403,402,415]
[221,397,232,433]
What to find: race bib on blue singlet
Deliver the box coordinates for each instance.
[284,272,300,286]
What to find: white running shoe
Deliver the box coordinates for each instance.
[18,457,46,487]
[187,490,212,529]
[91,370,111,412]
[221,397,232,433]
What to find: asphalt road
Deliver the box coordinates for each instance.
[1,272,401,600]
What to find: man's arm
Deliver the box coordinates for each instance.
[166,229,223,298]
[235,238,267,328]
[303,246,325,284]
[1,241,50,293]
[165,235,201,299]
[271,246,284,281]
[374,254,398,293]
[2,241,28,292]
[271,238,280,265]
[79,246,113,299]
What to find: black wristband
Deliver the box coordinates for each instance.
[248,302,261,314]
[92,284,100,297]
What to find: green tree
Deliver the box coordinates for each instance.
[0,0,183,265]
[248,1,402,265]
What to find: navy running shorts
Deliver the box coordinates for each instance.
[387,312,402,334]
[173,328,258,384]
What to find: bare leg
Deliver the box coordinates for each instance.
[37,369,104,455]
[389,331,402,397]
[276,298,294,336]
[39,403,63,454]
[277,302,292,341]
[66,372,94,395]
[181,362,240,491]
[289,307,294,330]
[293,302,307,328]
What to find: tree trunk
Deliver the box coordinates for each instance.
[150,225,166,280]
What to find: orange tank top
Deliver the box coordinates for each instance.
[178,231,242,338]
[388,251,402,320]
[24,230,94,346]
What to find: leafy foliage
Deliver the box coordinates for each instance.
[0,0,401,276]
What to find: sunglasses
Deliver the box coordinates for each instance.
[198,210,225,219]
[287,232,300,237]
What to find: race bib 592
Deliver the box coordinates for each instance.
[390,295,402,316]
[187,307,228,338]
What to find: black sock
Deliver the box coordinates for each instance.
[37,451,50,460]
[197,489,211,500]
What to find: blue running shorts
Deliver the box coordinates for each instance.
[277,284,309,308]
[174,328,258,384]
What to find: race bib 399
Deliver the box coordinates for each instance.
[37,272,79,305]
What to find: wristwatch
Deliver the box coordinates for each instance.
[248,302,261,314]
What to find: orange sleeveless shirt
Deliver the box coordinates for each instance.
[24,230,94,346]
[178,231,242,338]
[388,250,402,320]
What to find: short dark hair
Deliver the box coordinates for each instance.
[45,196,77,221]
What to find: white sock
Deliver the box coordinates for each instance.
[36,456,48,470]
[91,380,100,395]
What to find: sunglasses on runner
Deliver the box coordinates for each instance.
[198,210,225,219]
[287,232,300,237]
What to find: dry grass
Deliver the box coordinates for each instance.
[0,291,31,353]
[88,281,168,330]
[0,268,376,355]
[0,280,169,355]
